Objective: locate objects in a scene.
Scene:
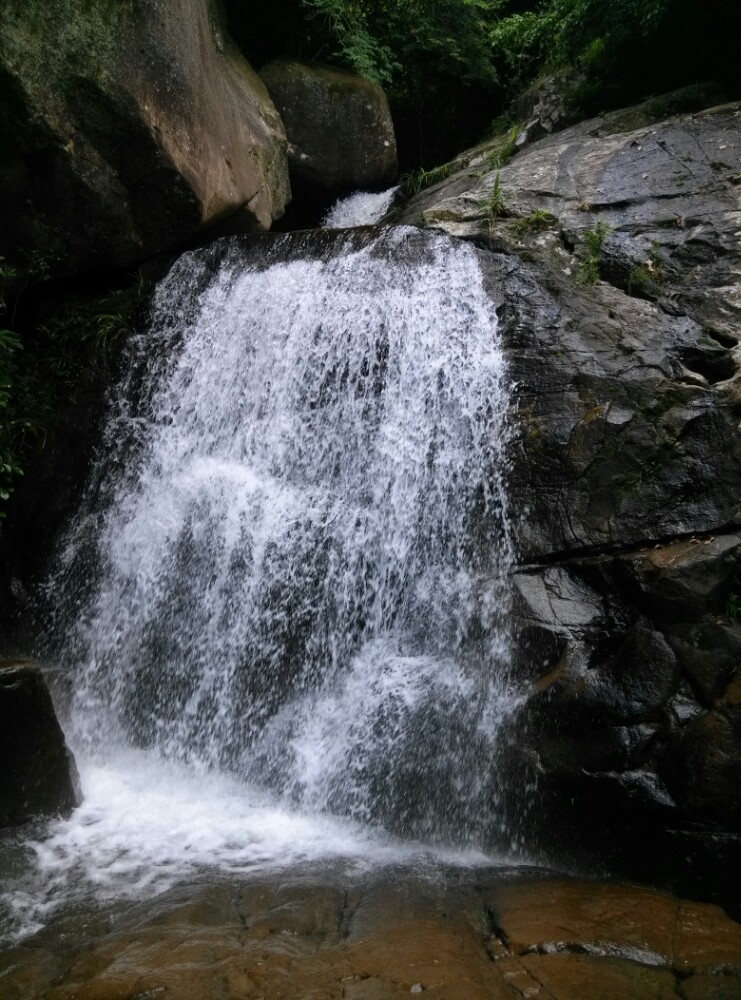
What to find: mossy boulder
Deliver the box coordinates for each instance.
[0,0,290,274]
[259,60,397,201]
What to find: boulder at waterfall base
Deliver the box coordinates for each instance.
[0,0,290,275]
[0,660,80,827]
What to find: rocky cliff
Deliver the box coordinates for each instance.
[396,98,741,899]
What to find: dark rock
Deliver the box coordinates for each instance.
[419,102,741,852]
[260,60,397,201]
[667,621,741,706]
[0,659,80,827]
[616,535,741,625]
[661,708,741,826]
[0,0,290,275]
[511,74,580,135]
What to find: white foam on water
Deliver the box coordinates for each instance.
[0,749,497,941]
[322,187,399,227]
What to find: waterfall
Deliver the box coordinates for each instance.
[321,187,399,228]
[47,226,517,850]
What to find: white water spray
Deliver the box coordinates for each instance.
[322,187,399,228]
[3,227,519,939]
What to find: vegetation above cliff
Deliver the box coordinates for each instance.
[228,0,739,166]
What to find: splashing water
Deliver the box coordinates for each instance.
[3,227,520,939]
[321,187,399,228]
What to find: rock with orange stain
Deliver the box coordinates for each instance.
[2,870,740,1000]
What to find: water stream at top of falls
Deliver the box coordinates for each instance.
[2,226,522,940]
[321,187,399,228]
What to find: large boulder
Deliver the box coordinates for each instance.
[0,0,290,275]
[0,659,80,826]
[395,98,741,897]
[259,60,398,203]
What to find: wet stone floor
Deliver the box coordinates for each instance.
[1,864,741,999]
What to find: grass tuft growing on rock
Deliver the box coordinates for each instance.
[513,208,557,236]
[578,220,612,285]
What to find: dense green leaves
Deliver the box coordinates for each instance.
[267,0,738,163]
[302,0,503,91]
[0,266,146,517]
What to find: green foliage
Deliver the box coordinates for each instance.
[628,241,665,297]
[513,209,557,237]
[301,0,399,85]
[726,592,741,623]
[486,171,507,220]
[488,11,547,97]
[535,0,667,67]
[487,0,738,115]
[577,220,612,285]
[400,161,461,196]
[485,125,521,170]
[301,0,503,92]
[0,274,148,518]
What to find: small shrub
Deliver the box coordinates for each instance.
[486,171,507,220]
[485,125,522,171]
[577,220,612,285]
[628,241,665,296]
[513,209,557,236]
[726,592,741,623]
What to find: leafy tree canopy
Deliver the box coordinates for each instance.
[226,0,738,167]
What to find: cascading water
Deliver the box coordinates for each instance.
[2,226,521,940]
[321,187,399,228]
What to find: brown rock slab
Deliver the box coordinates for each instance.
[2,870,741,999]
[679,974,741,999]
[521,953,678,999]
[485,877,741,976]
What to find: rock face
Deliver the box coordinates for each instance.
[395,99,741,892]
[0,659,80,827]
[0,0,290,274]
[1,867,739,998]
[260,60,398,200]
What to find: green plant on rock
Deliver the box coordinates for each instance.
[486,171,507,221]
[628,241,665,297]
[577,220,612,285]
[400,160,460,197]
[485,125,522,170]
[513,208,557,236]
[726,592,741,623]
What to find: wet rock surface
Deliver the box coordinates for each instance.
[390,100,741,897]
[1,867,739,999]
[0,659,80,827]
